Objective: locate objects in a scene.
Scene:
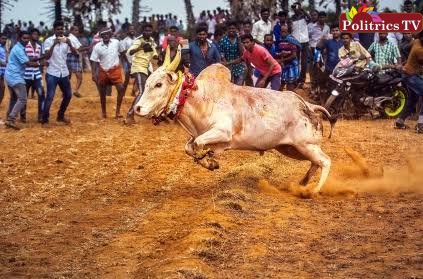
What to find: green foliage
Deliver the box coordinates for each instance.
[43,0,123,25]
[65,0,122,16]
[0,0,18,15]
[382,7,398,13]
[326,10,339,25]
[372,0,379,11]
[0,0,18,28]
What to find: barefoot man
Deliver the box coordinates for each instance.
[90,28,126,118]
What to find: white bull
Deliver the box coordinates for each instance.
[134,50,334,193]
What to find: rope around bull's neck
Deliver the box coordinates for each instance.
[163,71,184,116]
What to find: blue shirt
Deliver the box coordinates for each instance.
[212,41,221,56]
[320,39,343,73]
[189,41,221,77]
[5,42,29,87]
[264,44,278,58]
[0,45,6,76]
[273,22,289,44]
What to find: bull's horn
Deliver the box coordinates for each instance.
[166,45,181,72]
[163,46,171,67]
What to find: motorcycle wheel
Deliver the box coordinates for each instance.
[383,87,407,118]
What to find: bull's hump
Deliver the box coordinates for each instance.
[196,64,231,83]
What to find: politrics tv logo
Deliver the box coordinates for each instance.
[340,4,423,33]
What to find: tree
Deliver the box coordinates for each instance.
[43,0,63,22]
[228,0,278,23]
[334,0,341,16]
[316,0,354,16]
[60,0,122,28]
[132,0,151,31]
[309,0,315,10]
[400,0,422,12]
[382,7,397,13]
[54,0,62,21]
[184,0,195,38]
[416,0,423,12]
[132,0,140,27]
[0,0,17,30]
[279,0,289,11]
[228,0,249,22]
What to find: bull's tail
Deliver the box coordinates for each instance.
[291,93,337,139]
[308,104,337,139]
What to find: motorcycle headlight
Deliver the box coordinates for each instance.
[331,90,340,96]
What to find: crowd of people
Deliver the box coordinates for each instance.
[0,0,422,133]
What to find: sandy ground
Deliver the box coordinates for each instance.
[0,74,422,278]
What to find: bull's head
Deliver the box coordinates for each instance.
[134,47,181,118]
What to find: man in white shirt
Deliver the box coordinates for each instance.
[90,28,126,119]
[207,15,217,36]
[290,2,311,88]
[42,20,77,125]
[251,8,272,44]
[308,11,330,91]
[308,12,329,50]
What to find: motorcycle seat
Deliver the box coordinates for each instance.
[390,77,402,84]
[376,74,393,84]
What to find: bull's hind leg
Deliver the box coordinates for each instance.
[299,164,319,186]
[275,145,320,186]
[295,144,331,193]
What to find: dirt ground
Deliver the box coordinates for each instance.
[0,74,422,278]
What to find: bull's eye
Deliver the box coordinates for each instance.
[155,82,162,88]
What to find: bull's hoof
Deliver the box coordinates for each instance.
[207,158,220,171]
[195,157,220,171]
[193,148,211,160]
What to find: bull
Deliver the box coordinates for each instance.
[134,48,335,193]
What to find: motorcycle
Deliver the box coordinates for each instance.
[324,65,407,120]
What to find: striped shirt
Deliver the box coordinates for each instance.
[0,45,6,76]
[24,41,42,80]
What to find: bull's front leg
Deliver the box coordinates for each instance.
[184,137,219,170]
[184,137,195,157]
[192,127,232,171]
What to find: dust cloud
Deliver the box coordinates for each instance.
[322,148,423,196]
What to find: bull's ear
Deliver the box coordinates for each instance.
[166,72,178,84]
